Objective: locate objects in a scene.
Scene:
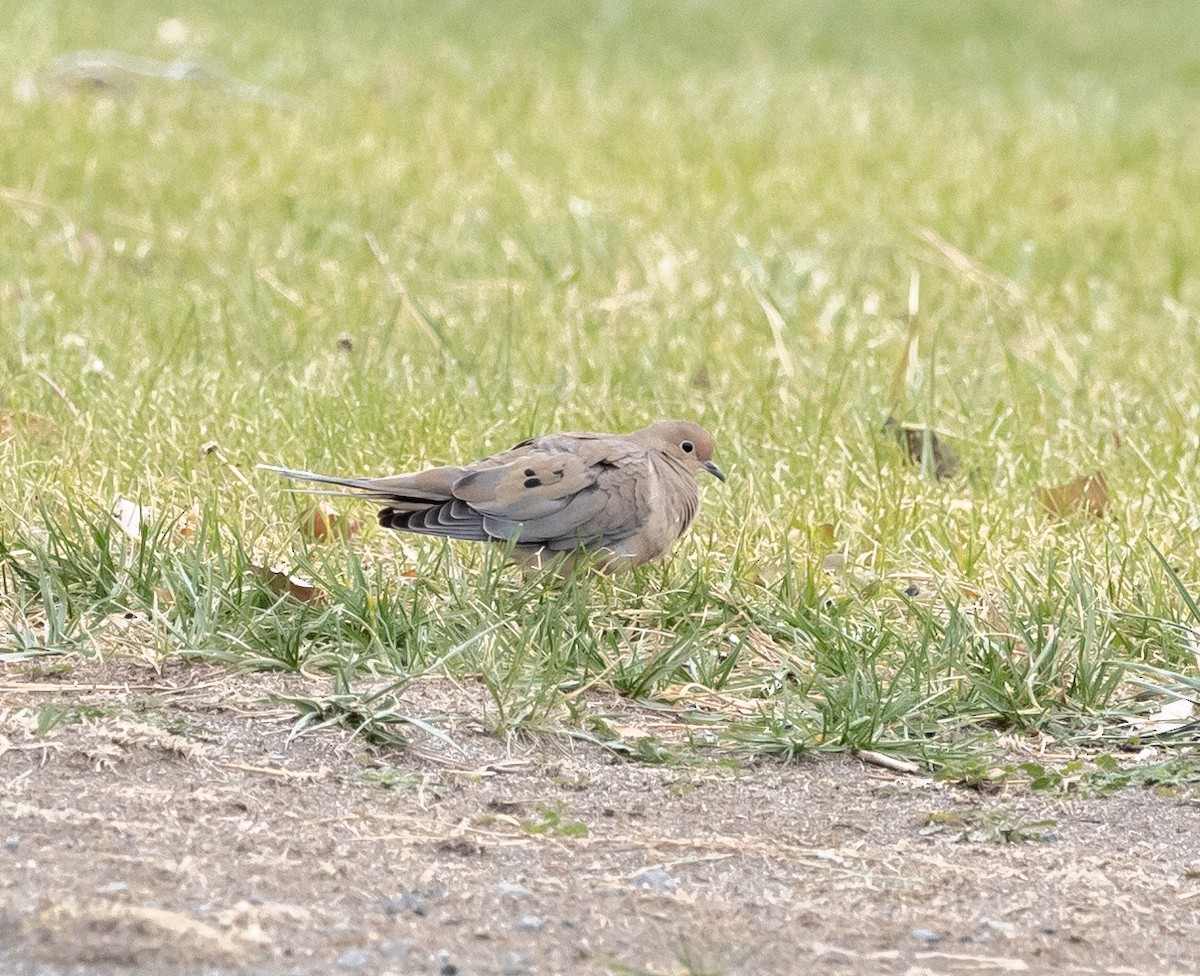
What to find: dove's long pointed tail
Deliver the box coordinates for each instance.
[258,464,380,493]
[258,463,459,505]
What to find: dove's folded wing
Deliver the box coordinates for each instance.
[451,442,647,549]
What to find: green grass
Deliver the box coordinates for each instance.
[3,0,1200,782]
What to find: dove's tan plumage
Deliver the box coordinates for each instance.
[262,420,725,571]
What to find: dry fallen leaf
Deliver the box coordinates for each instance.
[300,502,362,543]
[0,409,56,440]
[96,609,152,635]
[1036,470,1109,519]
[175,501,202,538]
[251,563,325,605]
[813,522,836,550]
[884,415,961,481]
[1131,698,1196,736]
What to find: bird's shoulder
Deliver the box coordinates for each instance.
[505,430,647,465]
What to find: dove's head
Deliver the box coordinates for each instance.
[641,420,726,482]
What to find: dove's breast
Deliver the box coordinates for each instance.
[591,454,699,566]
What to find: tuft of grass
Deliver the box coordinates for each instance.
[519,802,589,840]
[277,671,456,751]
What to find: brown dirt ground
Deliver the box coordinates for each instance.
[1,658,1198,976]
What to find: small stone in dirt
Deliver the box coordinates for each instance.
[379,938,410,957]
[4,837,18,853]
[517,914,545,931]
[338,948,368,969]
[437,948,458,975]
[494,881,533,899]
[384,892,427,916]
[980,917,1016,937]
[498,950,534,975]
[436,837,484,857]
[911,928,941,944]
[631,867,678,892]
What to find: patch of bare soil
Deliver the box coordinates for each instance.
[1,658,1198,976]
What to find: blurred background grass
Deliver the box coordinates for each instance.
[2,0,1199,765]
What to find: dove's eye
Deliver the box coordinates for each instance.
[680,440,695,454]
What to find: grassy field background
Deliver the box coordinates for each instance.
[3,0,1199,781]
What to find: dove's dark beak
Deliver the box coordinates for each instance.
[704,460,727,483]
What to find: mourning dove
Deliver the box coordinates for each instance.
[262,420,725,570]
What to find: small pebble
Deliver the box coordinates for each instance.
[337,948,367,969]
[980,917,1016,937]
[379,938,410,957]
[517,914,545,931]
[4,837,18,853]
[631,867,678,892]
[498,950,534,975]
[494,881,533,900]
[384,893,427,917]
[911,928,940,944]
